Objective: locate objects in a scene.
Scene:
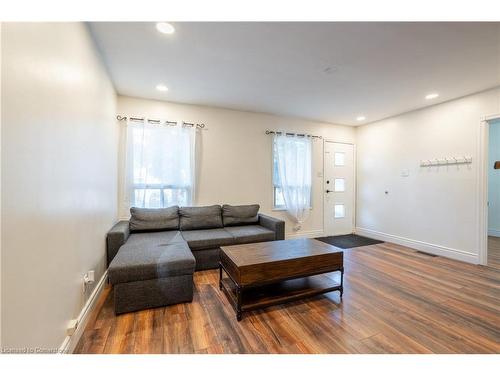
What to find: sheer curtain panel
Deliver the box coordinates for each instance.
[274,133,312,229]
[123,118,196,211]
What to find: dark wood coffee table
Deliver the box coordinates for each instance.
[219,238,344,321]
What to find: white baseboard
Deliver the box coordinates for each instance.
[488,228,500,237]
[355,227,479,264]
[286,229,324,239]
[58,270,108,354]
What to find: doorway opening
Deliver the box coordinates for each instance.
[323,141,355,236]
[487,118,500,269]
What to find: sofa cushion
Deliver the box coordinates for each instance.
[129,206,179,232]
[179,205,223,230]
[224,225,275,244]
[181,228,235,251]
[222,204,260,226]
[108,231,195,284]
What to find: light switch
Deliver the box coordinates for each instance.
[401,169,409,177]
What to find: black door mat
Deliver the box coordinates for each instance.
[315,234,384,249]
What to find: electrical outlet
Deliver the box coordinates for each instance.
[84,270,95,285]
[83,270,95,294]
[67,319,78,336]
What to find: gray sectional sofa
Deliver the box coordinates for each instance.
[106,204,285,314]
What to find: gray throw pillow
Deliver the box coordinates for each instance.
[129,206,179,232]
[179,205,223,230]
[222,204,260,226]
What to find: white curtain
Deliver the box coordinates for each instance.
[274,133,312,228]
[123,119,196,210]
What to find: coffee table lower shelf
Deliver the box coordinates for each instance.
[220,273,342,320]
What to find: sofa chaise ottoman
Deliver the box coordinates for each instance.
[106,204,285,314]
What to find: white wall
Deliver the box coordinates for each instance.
[488,119,500,237]
[356,88,500,263]
[117,96,356,237]
[0,23,3,349]
[1,23,118,350]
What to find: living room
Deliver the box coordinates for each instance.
[1,1,499,372]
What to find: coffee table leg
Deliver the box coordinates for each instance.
[236,286,243,321]
[340,267,344,298]
[219,263,223,290]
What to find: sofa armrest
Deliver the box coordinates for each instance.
[258,214,285,240]
[106,221,130,266]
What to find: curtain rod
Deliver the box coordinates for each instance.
[116,115,206,129]
[265,130,322,139]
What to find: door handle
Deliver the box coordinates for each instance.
[326,190,333,193]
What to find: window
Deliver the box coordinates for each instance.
[273,148,286,209]
[272,135,312,210]
[132,185,190,209]
[334,204,345,218]
[334,152,345,166]
[125,120,196,209]
[334,178,345,192]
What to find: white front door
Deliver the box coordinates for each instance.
[324,142,355,236]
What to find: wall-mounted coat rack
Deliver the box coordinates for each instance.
[420,156,472,167]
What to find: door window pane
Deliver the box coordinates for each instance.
[334,204,345,218]
[334,152,345,166]
[334,178,345,192]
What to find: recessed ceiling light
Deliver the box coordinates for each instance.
[356,116,366,121]
[156,84,168,92]
[425,93,439,100]
[156,22,175,34]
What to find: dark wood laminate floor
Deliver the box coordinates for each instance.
[488,236,500,270]
[75,242,500,354]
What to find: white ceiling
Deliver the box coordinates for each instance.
[89,22,500,126]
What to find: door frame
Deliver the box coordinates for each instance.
[323,139,357,236]
[478,113,500,265]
